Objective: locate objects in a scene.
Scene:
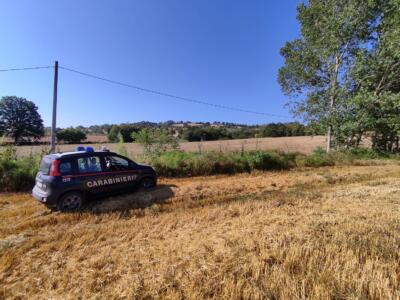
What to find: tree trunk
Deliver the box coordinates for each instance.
[326,125,332,153]
[355,132,362,148]
[326,54,340,153]
[371,134,376,150]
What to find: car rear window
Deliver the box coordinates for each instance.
[39,157,53,175]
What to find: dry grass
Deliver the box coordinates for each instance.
[1,163,400,299]
[14,135,326,156]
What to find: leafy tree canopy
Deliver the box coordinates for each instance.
[107,124,142,142]
[279,0,399,152]
[132,128,179,155]
[56,128,87,144]
[0,96,44,144]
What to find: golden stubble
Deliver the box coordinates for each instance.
[0,164,399,299]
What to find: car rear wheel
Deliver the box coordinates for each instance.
[57,192,84,212]
[140,177,156,189]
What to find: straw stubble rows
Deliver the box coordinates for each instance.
[1,163,399,299]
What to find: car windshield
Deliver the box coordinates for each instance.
[105,156,131,171]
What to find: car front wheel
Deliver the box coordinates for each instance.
[57,192,84,212]
[140,177,156,189]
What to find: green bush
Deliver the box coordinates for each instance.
[244,151,296,170]
[150,151,193,177]
[147,150,297,177]
[302,154,335,167]
[116,132,129,157]
[299,148,335,167]
[0,146,40,192]
[328,151,354,165]
[132,128,179,155]
[56,128,87,144]
[348,148,386,159]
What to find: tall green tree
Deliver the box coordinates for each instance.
[132,128,179,155]
[107,124,141,142]
[347,0,400,151]
[107,125,120,142]
[0,96,44,144]
[278,0,378,152]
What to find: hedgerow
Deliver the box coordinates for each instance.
[0,146,40,192]
[0,145,397,192]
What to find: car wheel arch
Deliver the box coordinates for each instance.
[57,189,86,204]
[139,176,156,189]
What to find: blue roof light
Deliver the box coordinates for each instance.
[86,146,94,152]
[76,146,85,151]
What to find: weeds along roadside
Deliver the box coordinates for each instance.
[135,146,400,177]
[1,144,399,192]
[0,145,42,192]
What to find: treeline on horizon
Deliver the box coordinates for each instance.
[43,121,322,144]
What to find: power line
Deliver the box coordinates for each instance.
[59,65,292,119]
[0,66,53,72]
[0,64,292,119]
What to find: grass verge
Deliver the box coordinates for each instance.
[140,147,399,177]
[1,144,399,191]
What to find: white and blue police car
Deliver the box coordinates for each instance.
[32,146,157,211]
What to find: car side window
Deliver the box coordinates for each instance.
[104,156,130,171]
[77,156,102,173]
[59,162,72,175]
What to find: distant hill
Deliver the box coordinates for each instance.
[35,121,325,145]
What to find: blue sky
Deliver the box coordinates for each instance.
[0,0,301,127]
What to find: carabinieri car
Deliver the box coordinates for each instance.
[32,146,157,212]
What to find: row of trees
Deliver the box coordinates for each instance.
[0,97,314,145]
[182,122,310,142]
[107,124,143,142]
[279,0,399,152]
[106,122,313,142]
[56,128,87,144]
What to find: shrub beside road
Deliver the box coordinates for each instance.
[1,142,398,192]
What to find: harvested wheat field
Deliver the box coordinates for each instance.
[15,135,326,156]
[1,162,400,299]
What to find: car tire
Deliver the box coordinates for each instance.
[57,192,84,212]
[140,177,156,190]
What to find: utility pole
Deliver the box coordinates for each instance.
[50,60,58,153]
